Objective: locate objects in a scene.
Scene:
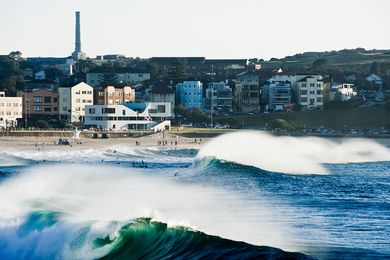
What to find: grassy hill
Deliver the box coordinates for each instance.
[260,49,390,72]
[217,107,390,130]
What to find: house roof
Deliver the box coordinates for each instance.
[88,67,149,74]
[150,57,206,64]
[151,85,175,94]
[205,59,247,65]
[296,76,315,82]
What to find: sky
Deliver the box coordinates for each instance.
[0,0,389,60]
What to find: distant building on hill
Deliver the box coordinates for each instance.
[366,74,383,86]
[329,83,357,102]
[86,67,150,87]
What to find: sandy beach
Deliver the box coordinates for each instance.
[0,132,209,151]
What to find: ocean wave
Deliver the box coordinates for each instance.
[197,131,390,175]
[0,164,294,258]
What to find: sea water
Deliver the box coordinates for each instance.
[0,131,389,259]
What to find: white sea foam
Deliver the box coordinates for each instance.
[0,145,190,165]
[197,131,390,174]
[0,164,292,258]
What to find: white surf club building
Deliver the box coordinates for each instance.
[84,102,172,131]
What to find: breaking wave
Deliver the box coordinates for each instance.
[197,131,390,174]
[0,164,298,258]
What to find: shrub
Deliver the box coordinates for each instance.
[270,119,297,130]
[34,120,50,129]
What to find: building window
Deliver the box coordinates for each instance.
[34,97,42,103]
[82,91,86,94]
[34,105,42,111]
[157,105,166,113]
[44,106,51,112]
[317,90,322,95]
[310,83,315,87]
[53,98,58,102]
[300,90,307,95]
[317,97,322,103]
[301,97,308,102]
[310,91,315,95]
[89,108,96,114]
[102,108,115,114]
[76,99,81,103]
[44,97,51,103]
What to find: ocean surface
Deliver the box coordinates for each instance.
[0,132,389,259]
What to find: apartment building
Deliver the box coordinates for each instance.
[204,82,233,114]
[294,75,324,109]
[176,81,203,109]
[17,89,59,118]
[94,86,135,105]
[261,81,293,111]
[0,92,22,129]
[58,82,94,122]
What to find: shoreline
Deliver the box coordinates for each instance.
[1,131,390,151]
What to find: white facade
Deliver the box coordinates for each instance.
[294,75,324,109]
[0,92,23,129]
[330,83,357,101]
[176,81,203,109]
[85,102,171,131]
[58,82,94,122]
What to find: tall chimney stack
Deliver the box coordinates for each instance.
[72,11,85,60]
[75,11,81,53]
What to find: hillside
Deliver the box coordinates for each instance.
[261,49,390,70]
[217,107,390,130]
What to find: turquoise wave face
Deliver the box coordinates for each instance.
[97,218,312,260]
[0,210,312,259]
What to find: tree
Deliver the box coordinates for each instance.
[34,120,50,129]
[168,59,187,84]
[0,52,24,95]
[98,63,118,87]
